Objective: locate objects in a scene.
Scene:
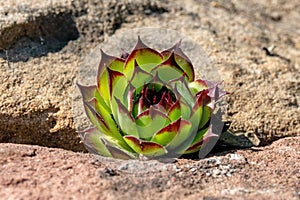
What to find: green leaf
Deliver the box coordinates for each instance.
[166,119,193,151]
[97,49,125,74]
[98,69,110,107]
[108,69,128,122]
[97,50,125,106]
[189,106,203,132]
[135,107,171,139]
[151,118,181,146]
[101,138,136,159]
[178,98,191,120]
[130,60,153,88]
[78,127,111,157]
[199,106,212,129]
[151,53,187,82]
[188,80,208,95]
[107,68,126,99]
[123,135,167,157]
[91,98,120,137]
[123,37,163,80]
[167,100,181,122]
[77,83,111,112]
[190,90,211,130]
[83,100,110,135]
[79,128,136,159]
[114,97,139,137]
[123,82,135,112]
[170,76,195,107]
[84,99,133,151]
[161,41,195,81]
[183,127,208,154]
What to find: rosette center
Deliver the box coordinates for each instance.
[132,83,176,117]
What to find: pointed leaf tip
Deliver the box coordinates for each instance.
[78,127,111,157]
[97,49,111,82]
[124,37,163,78]
[77,83,97,101]
[107,67,125,97]
[120,48,130,59]
[161,42,195,81]
[135,36,149,50]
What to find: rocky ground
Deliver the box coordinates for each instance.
[0,0,299,199]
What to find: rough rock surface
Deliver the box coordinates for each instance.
[0,0,300,199]
[1,0,299,150]
[0,137,299,199]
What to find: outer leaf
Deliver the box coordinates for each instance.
[98,69,110,106]
[90,98,120,137]
[183,127,208,154]
[199,106,212,129]
[77,84,97,101]
[206,80,228,102]
[101,139,136,159]
[123,37,163,79]
[97,49,125,76]
[108,69,128,122]
[161,41,195,81]
[115,98,139,137]
[166,119,193,151]
[97,50,125,105]
[83,100,110,135]
[107,68,126,99]
[183,140,203,154]
[79,127,111,157]
[123,135,167,157]
[188,80,208,95]
[84,100,133,151]
[151,118,181,146]
[190,89,211,130]
[79,128,135,159]
[178,97,191,120]
[77,83,111,112]
[184,127,218,154]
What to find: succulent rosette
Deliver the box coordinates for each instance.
[77,37,226,159]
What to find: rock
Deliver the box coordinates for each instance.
[0,0,299,151]
[0,0,168,151]
[0,137,299,199]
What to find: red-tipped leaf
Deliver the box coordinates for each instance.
[123,135,167,157]
[115,97,139,137]
[123,37,163,79]
[161,41,194,81]
[151,118,181,146]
